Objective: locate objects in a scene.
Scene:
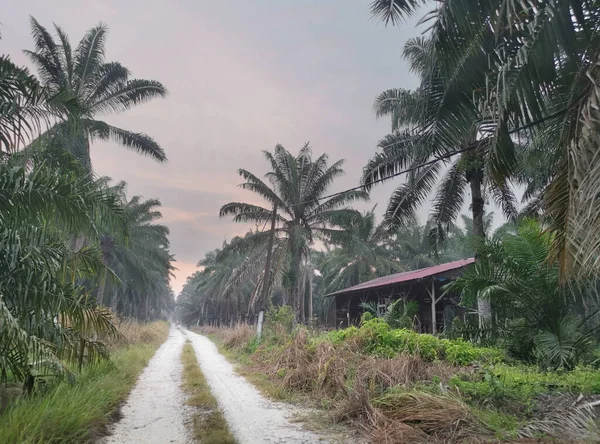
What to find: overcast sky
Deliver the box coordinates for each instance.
[2,1,465,294]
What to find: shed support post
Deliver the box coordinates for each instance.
[430,280,436,335]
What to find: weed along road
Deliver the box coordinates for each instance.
[101,325,327,444]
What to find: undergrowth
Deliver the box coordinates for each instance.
[181,341,237,444]
[0,321,169,444]
[201,313,600,443]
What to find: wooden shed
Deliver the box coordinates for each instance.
[325,258,474,333]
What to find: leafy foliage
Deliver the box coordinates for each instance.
[0,155,122,388]
[450,220,600,369]
[0,21,173,393]
[24,17,167,170]
[98,193,175,321]
[317,209,403,293]
[328,318,505,365]
[369,0,600,282]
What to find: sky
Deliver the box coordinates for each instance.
[1,0,479,294]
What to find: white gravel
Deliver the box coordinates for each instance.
[100,326,192,444]
[185,328,328,444]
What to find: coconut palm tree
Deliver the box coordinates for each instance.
[24,17,167,170]
[220,143,367,321]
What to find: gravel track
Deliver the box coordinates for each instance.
[100,326,191,444]
[100,326,328,443]
[185,328,328,444]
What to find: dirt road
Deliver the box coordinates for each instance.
[185,328,328,444]
[100,326,192,444]
[101,326,327,443]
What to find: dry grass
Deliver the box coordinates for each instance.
[180,341,237,444]
[193,324,600,443]
[518,394,600,442]
[221,324,255,349]
[101,318,170,350]
[195,325,222,336]
[204,325,480,443]
[194,324,255,350]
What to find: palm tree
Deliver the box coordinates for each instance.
[364,35,517,324]
[24,17,167,170]
[386,215,474,270]
[368,0,600,279]
[0,50,78,154]
[0,151,124,388]
[174,233,260,327]
[449,220,600,369]
[319,208,403,293]
[99,194,174,321]
[220,143,367,321]
[1,55,44,153]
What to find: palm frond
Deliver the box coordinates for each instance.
[73,24,107,93]
[370,0,428,25]
[86,120,166,162]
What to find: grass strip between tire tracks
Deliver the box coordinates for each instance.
[181,340,237,444]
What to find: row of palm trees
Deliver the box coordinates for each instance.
[174,143,476,327]
[1,19,173,388]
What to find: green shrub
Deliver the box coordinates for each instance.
[264,305,295,341]
[354,318,505,365]
[449,363,600,413]
[324,326,360,344]
[361,311,374,323]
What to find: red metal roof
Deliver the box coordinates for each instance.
[326,258,475,297]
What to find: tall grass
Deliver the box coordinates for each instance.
[0,321,169,444]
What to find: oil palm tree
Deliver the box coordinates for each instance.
[220,143,367,321]
[319,208,403,292]
[0,55,45,153]
[0,152,124,388]
[368,0,600,279]
[174,233,261,327]
[0,51,78,154]
[99,194,174,321]
[449,220,600,369]
[24,17,167,170]
[1,49,127,386]
[364,35,517,324]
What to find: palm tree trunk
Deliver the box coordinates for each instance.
[308,266,313,325]
[300,271,306,324]
[96,271,106,305]
[469,169,492,326]
[291,246,303,322]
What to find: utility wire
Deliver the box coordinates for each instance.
[294,144,476,207]
[291,107,571,208]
